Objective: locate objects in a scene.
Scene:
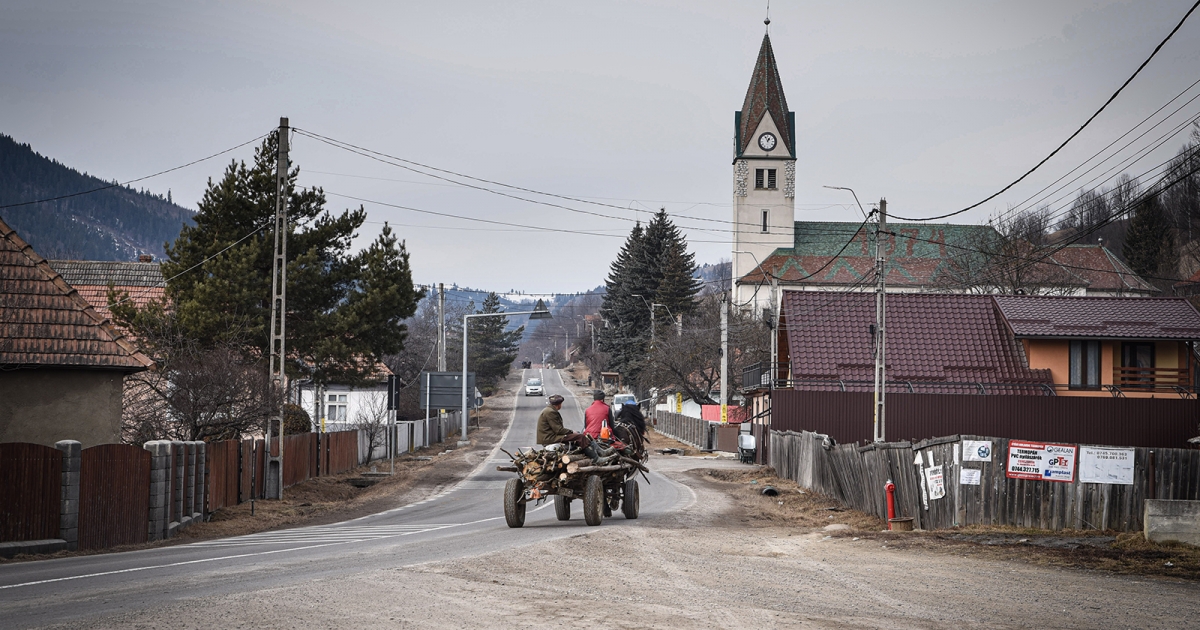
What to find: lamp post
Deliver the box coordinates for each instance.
[631,294,654,342]
[460,300,552,445]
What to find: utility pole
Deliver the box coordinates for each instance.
[720,293,728,424]
[437,283,446,372]
[873,198,888,442]
[266,117,288,499]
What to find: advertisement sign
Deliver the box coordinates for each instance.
[675,392,682,414]
[1006,440,1077,482]
[1078,446,1136,485]
[962,440,993,462]
[925,465,946,500]
[959,468,981,486]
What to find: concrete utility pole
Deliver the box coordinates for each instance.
[266,117,289,499]
[873,198,888,443]
[437,283,447,372]
[720,293,728,423]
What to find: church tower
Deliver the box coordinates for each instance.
[732,25,795,311]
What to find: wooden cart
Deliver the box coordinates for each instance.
[497,443,648,527]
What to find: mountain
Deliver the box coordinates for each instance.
[0,134,194,261]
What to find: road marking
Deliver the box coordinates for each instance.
[188,523,458,548]
[0,515,510,591]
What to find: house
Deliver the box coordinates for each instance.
[768,290,1200,399]
[295,362,393,432]
[0,217,154,447]
[48,256,167,327]
[993,295,1200,396]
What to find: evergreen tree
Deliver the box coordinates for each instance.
[598,210,701,387]
[117,132,421,386]
[1124,194,1177,288]
[469,292,524,391]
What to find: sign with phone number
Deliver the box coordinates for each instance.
[1006,440,1077,483]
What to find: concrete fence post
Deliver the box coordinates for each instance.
[144,440,171,541]
[170,441,184,537]
[54,440,81,551]
[194,441,206,520]
[184,442,196,524]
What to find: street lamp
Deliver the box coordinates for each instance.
[460,299,552,445]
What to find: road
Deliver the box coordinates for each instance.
[0,369,692,629]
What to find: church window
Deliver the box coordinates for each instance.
[761,209,769,233]
[755,169,777,189]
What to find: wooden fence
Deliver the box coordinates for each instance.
[0,443,61,542]
[771,430,1200,532]
[324,431,358,475]
[653,411,715,449]
[207,439,240,511]
[79,444,150,550]
[204,430,362,509]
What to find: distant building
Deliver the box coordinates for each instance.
[48,256,166,327]
[0,218,153,447]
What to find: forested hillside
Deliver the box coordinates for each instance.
[0,134,194,260]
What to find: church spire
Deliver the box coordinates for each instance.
[736,31,792,157]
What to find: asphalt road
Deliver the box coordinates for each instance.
[0,369,692,629]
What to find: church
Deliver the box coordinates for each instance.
[729,26,1156,320]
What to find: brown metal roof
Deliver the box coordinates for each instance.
[0,217,153,371]
[992,295,1200,340]
[781,291,1051,392]
[737,32,792,157]
[1047,245,1157,294]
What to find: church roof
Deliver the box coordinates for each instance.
[737,32,792,157]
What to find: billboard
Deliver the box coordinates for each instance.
[418,372,479,409]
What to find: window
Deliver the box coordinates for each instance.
[754,168,777,190]
[761,209,769,233]
[1121,341,1155,387]
[1069,340,1100,389]
[326,394,348,422]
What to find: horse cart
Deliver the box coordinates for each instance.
[497,435,648,527]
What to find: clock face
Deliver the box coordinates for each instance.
[758,132,777,152]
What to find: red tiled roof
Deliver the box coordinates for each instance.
[992,295,1200,339]
[0,217,153,371]
[47,260,167,324]
[737,32,792,157]
[781,291,1051,391]
[1047,245,1157,294]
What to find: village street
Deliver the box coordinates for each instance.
[0,370,1193,629]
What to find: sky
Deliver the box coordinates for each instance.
[3,0,1200,294]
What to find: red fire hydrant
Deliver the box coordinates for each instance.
[885,479,896,530]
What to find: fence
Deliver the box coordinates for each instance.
[207,439,240,511]
[325,431,358,475]
[0,443,61,542]
[771,430,1200,532]
[772,389,1200,449]
[79,444,151,550]
[654,411,715,450]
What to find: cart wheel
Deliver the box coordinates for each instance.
[554,494,571,521]
[504,478,526,528]
[583,475,604,526]
[622,478,640,519]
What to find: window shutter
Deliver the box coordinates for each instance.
[768,169,777,189]
[755,169,764,189]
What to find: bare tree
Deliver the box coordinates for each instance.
[937,208,1083,295]
[352,391,389,463]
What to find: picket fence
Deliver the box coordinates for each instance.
[770,430,1200,532]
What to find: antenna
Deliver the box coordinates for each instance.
[765,0,771,27]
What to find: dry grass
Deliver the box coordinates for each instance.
[697,467,885,531]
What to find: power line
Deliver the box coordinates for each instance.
[0,131,271,210]
[892,0,1200,222]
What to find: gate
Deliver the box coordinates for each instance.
[0,443,62,542]
[79,444,150,550]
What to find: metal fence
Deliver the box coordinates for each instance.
[0,443,61,542]
[79,444,151,550]
[772,389,1200,449]
[771,430,1200,532]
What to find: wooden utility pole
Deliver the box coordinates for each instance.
[266,117,289,498]
[873,198,887,443]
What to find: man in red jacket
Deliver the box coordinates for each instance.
[583,390,612,439]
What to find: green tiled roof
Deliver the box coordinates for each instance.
[789,221,998,258]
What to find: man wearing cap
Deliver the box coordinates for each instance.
[584,390,613,439]
[537,394,571,446]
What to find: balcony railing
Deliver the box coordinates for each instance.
[1112,366,1193,391]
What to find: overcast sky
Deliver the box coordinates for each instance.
[3,1,1199,294]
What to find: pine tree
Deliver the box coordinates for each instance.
[469,292,524,391]
[117,132,421,386]
[1124,194,1177,288]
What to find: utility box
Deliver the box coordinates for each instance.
[1144,500,1200,546]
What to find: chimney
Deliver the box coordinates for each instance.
[138,254,153,263]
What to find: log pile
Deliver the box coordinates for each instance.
[499,437,648,500]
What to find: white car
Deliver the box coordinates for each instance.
[524,378,544,396]
[612,393,636,414]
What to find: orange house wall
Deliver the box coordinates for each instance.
[1024,339,1183,398]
